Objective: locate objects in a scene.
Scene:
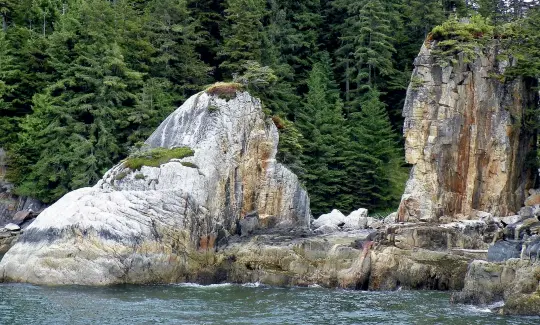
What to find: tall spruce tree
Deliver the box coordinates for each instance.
[344,89,406,211]
[147,0,211,103]
[0,31,18,146]
[10,0,144,201]
[220,0,267,77]
[334,0,396,109]
[297,56,349,215]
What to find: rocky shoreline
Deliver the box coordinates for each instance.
[1,38,540,317]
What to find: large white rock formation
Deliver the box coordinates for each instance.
[0,91,310,285]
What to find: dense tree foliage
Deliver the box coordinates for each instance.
[1,0,539,213]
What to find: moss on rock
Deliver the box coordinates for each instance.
[124,147,194,171]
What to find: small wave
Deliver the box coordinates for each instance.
[308,284,321,288]
[487,301,505,309]
[176,283,233,288]
[242,282,263,288]
[463,301,504,314]
[464,305,492,313]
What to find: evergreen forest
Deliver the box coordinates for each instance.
[1,0,540,216]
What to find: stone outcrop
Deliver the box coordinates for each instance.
[452,259,540,315]
[398,43,538,222]
[0,148,45,226]
[0,90,310,285]
[451,203,540,315]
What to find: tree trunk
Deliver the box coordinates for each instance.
[345,60,350,103]
[2,14,6,33]
[43,12,46,36]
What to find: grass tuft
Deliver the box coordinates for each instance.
[205,82,244,100]
[181,162,199,169]
[115,171,129,181]
[124,147,194,171]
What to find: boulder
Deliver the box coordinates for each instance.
[12,210,33,225]
[452,259,540,315]
[525,190,540,206]
[313,209,346,229]
[487,240,522,262]
[314,224,339,235]
[397,43,537,222]
[519,206,534,218]
[505,218,540,240]
[523,237,540,261]
[4,223,20,231]
[0,91,311,285]
[384,212,397,224]
[500,214,524,226]
[475,211,492,222]
[343,208,368,230]
[239,214,259,237]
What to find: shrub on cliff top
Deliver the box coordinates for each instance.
[205,82,244,100]
[429,15,494,65]
[124,147,194,170]
[431,15,493,42]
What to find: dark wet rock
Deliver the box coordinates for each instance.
[487,240,522,262]
[239,215,259,237]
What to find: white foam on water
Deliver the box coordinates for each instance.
[464,305,493,313]
[175,283,233,288]
[242,282,263,288]
[308,284,321,288]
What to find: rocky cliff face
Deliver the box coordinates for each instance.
[0,90,310,285]
[398,44,538,222]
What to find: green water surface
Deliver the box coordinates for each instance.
[0,282,539,325]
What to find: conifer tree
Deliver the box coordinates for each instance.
[0,31,18,146]
[297,56,349,215]
[187,0,224,75]
[147,0,211,103]
[334,0,396,108]
[0,0,15,31]
[220,0,267,77]
[343,89,406,211]
[10,0,144,201]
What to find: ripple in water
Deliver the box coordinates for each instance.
[0,283,539,325]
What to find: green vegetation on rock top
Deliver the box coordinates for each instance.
[124,147,194,171]
[430,15,494,65]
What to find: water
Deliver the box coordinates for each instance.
[1,283,539,325]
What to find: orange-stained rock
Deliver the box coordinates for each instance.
[398,43,538,222]
[199,234,217,251]
[525,193,540,207]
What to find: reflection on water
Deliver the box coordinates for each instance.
[0,283,539,325]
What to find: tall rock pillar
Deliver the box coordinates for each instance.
[398,44,538,222]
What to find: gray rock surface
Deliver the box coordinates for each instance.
[0,91,311,285]
[452,259,540,315]
[487,240,522,262]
